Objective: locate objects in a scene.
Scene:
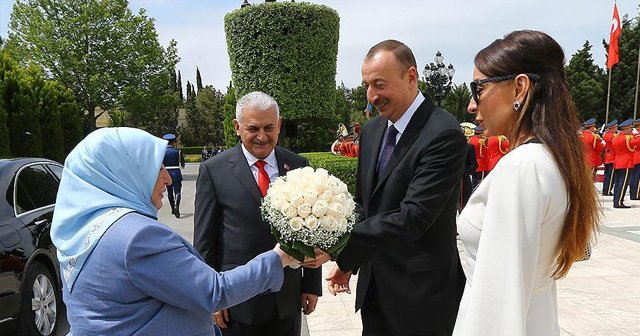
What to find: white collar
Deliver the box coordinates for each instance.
[388,91,424,134]
[241,144,277,169]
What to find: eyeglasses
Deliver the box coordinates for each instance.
[470,73,541,104]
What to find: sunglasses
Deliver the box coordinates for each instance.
[470,73,541,104]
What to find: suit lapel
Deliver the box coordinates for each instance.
[375,96,434,191]
[275,147,290,177]
[228,144,262,204]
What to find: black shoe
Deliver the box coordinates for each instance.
[174,209,180,218]
[603,193,613,196]
[614,204,631,208]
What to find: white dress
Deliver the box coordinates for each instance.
[453,143,567,336]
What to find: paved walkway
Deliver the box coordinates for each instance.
[163,163,640,336]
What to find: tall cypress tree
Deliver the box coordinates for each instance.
[196,67,203,93]
[177,70,184,102]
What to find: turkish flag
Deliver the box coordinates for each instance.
[607,3,621,69]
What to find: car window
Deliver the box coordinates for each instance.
[47,163,63,181]
[15,164,60,215]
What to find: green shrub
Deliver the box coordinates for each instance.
[225,2,340,152]
[180,146,206,155]
[300,152,357,194]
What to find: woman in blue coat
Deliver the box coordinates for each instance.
[51,127,297,336]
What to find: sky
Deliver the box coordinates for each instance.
[1,0,638,93]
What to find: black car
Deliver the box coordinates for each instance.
[0,158,64,336]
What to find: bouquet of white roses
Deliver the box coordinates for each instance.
[261,166,357,262]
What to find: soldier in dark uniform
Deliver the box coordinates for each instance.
[602,119,618,196]
[163,133,185,218]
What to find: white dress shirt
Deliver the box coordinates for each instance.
[377,91,425,166]
[241,144,279,184]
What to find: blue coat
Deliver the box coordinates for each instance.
[63,213,284,335]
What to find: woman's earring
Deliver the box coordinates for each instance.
[514,101,521,111]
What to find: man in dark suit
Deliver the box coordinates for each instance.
[194,91,322,336]
[305,40,466,336]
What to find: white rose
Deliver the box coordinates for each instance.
[270,197,285,210]
[289,192,304,207]
[337,182,349,194]
[320,215,338,230]
[303,190,319,205]
[300,166,315,180]
[271,178,286,189]
[281,203,297,218]
[316,168,329,179]
[312,200,328,217]
[287,168,303,180]
[297,203,312,218]
[318,189,333,201]
[289,217,304,231]
[344,198,356,216]
[329,193,346,204]
[326,203,345,218]
[304,215,319,230]
[313,183,327,195]
[337,217,348,231]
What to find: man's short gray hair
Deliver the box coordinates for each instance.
[236,91,280,121]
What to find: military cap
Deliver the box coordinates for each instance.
[162,133,177,141]
[619,119,634,128]
[605,119,618,128]
[582,118,596,127]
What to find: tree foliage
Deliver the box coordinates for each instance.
[223,85,238,148]
[225,2,339,152]
[6,0,178,133]
[565,41,606,122]
[0,49,82,161]
[440,83,474,123]
[180,85,225,146]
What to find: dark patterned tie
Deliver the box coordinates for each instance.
[378,125,399,179]
[254,160,270,197]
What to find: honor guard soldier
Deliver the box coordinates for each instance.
[163,133,185,218]
[487,134,509,171]
[468,126,489,188]
[611,119,639,208]
[630,119,640,200]
[580,118,605,178]
[602,119,618,196]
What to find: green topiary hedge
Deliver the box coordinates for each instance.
[225,2,340,153]
[225,2,339,120]
[300,152,357,195]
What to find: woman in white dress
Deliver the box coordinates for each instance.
[453,30,600,336]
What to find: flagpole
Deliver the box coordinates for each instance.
[606,69,612,125]
[634,43,640,120]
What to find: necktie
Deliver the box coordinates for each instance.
[254,160,270,197]
[378,125,399,179]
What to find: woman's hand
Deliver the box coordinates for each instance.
[273,244,301,268]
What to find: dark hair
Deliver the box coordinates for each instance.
[475,30,600,278]
[365,40,417,75]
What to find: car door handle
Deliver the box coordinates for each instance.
[34,219,48,226]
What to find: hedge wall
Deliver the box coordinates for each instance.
[300,152,357,195]
[225,2,339,120]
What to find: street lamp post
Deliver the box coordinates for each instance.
[423,51,455,107]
